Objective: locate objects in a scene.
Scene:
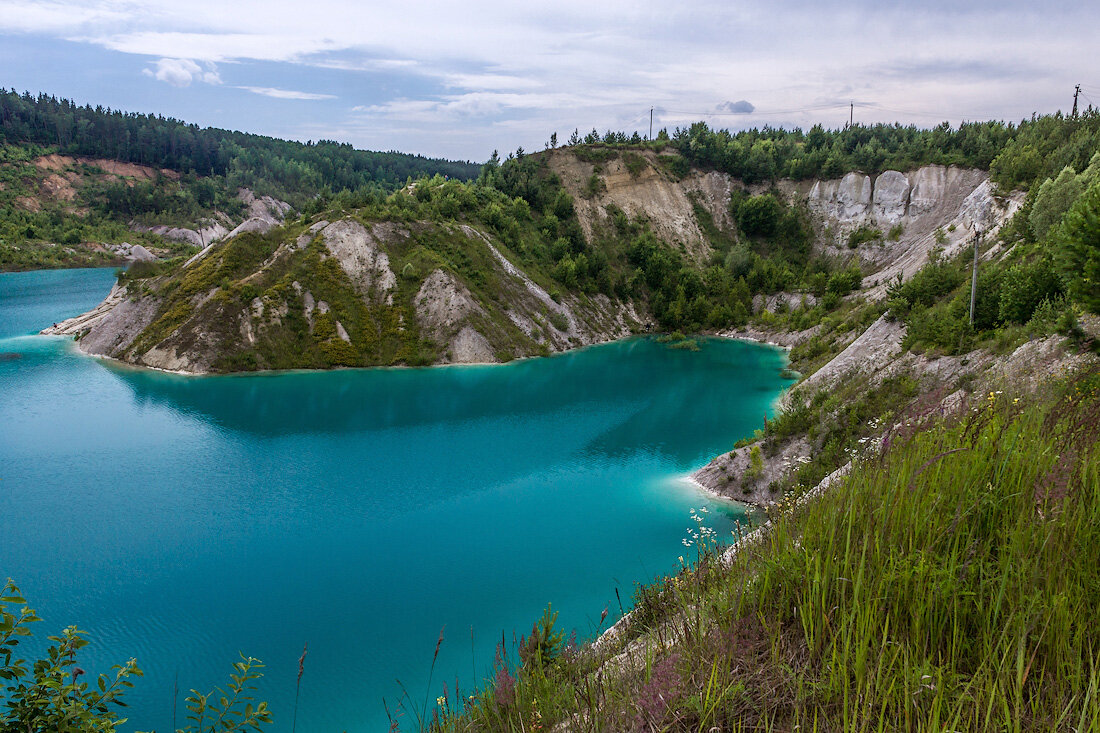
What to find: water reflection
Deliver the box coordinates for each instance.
[101,337,792,467]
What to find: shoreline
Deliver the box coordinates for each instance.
[46,319,795,379]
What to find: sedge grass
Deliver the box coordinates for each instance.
[432,369,1100,732]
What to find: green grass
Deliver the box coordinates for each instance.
[429,370,1100,732]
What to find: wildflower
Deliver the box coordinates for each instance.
[494,666,516,708]
[437,696,446,707]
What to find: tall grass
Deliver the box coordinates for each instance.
[437,370,1100,731]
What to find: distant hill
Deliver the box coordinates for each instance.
[0,90,480,205]
[0,89,483,271]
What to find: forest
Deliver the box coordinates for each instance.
[0,90,480,205]
[567,109,1100,191]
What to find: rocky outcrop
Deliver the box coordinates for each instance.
[42,283,161,358]
[138,220,231,249]
[787,315,905,402]
[320,220,398,300]
[46,215,643,373]
[871,170,910,224]
[138,189,292,268]
[808,171,873,221]
[546,149,734,264]
[792,165,1025,299]
[413,269,492,364]
[104,242,156,262]
[458,224,640,354]
[238,188,292,224]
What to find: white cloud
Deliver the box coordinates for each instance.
[2,0,1097,157]
[238,86,336,100]
[143,58,221,87]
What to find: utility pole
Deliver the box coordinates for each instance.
[649,107,654,141]
[969,229,982,326]
[850,101,854,128]
[1073,84,1081,118]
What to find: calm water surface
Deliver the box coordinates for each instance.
[0,268,793,732]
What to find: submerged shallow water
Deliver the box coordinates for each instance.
[0,268,794,732]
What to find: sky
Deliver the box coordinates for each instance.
[0,1,1097,163]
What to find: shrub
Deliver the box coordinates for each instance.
[583,173,605,198]
[847,226,882,248]
[825,265,862,297]
[623,152,648,178]
[886,257,966,314]
[1055,179,1100,313]
[1030,166,1084,240]
[998,257,1062,324]
[736,194,783,238]
[745,444,764,480]
[0,580,271,733]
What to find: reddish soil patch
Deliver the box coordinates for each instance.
[15,196,41,212]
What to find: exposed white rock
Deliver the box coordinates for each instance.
[907,165,948,217]
[872,171,910,223]
[414,268,484,334]
[449,325,496,363]
[237,188,292,223]
[320,220,398,298]
[838,172,874,219]
[41,282,160,358]
[786,315,904,404]
[226,217,275,240]
[128,244,156,262]
[303,291,316,324]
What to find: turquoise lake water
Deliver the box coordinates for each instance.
[0,268,794,732]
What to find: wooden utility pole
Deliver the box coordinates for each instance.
[1073,84,1081,118]
[649,107,654,140]
[850,101,854,128]
[969,229,982,326]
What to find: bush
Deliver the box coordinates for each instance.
[583,173,605,198]
[847,226,882,248]
[825,265,862,297]
[0,579,272,733]
[736,194,783,238]
[886,256,966,314]
[998,257,1062,324]
[1029,166,1083,240]
[1055,179,1100,313]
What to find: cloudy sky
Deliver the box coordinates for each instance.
[1,1,1096,162]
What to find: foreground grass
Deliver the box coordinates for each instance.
[428,370,1100,732]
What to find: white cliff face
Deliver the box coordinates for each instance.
[319,220,398,299]
[807,164,1000,232]
[871,171,910,224]
[908,165,948,218]
[801,164,1024,299]
[810,172,874,221]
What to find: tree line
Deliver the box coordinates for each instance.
[563,110,1100,192]
[0,90,480,205]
